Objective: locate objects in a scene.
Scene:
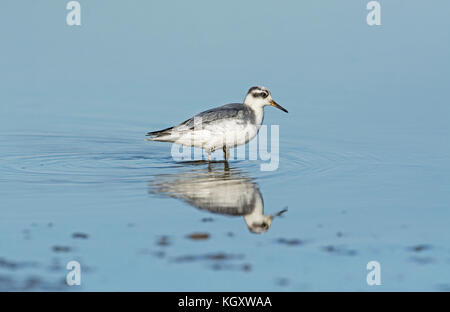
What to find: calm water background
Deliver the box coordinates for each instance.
[1,1,449,291]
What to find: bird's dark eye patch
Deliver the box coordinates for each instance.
[253,92,268,98]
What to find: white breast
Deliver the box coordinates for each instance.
[175,106,264,151]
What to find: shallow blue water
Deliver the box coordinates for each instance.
[1,1,449,291]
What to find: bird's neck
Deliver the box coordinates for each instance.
[244,103,264,126]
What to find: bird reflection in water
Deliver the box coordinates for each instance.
[148,161,287,234]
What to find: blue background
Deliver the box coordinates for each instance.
[0,1,449,291]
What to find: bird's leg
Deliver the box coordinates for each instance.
[222,146,229,161]
[224,161,230,172]
[208,150,212,162]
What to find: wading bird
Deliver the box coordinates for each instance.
[146,86,288,161]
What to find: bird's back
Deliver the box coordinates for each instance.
[147,103,261,150]
[177,103,256,130]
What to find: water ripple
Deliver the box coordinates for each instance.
[0,133,381,185]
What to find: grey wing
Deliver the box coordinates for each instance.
[176,103,245,130]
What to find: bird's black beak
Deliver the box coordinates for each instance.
[270,100,288,113]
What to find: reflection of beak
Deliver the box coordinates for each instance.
[270,100,288,113]
[273,208,288,217]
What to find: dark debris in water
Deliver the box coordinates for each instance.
[201,217,214,222]
[408,244,432,253]
[186,232,210,240]
[210,263,252,272]
[173,255,197,263]
[0,256,92,291]
[276,238,304,246]
[171,252,249,272]
[52,246,72,253]
[173,252,244,263]
[207,253,230,260]
[72,232,89,239]
[0,258,39,271]
[322,245,357,256]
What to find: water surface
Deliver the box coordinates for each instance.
[1,1,449,291]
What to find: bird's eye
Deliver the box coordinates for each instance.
[262,92,268,98]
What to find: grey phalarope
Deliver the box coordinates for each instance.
[146,86,288,161]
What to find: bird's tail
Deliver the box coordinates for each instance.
[146,126,175,142]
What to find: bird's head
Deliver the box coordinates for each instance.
[246,215,274,234]
[244,207,287,234]
[243,86,288,113]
